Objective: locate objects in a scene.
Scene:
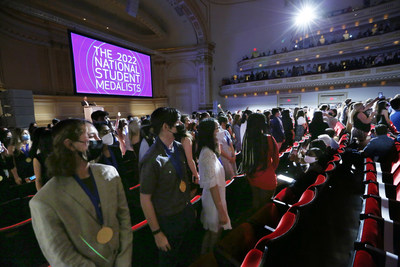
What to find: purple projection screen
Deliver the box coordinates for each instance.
[69,32,152,97]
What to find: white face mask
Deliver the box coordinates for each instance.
[304,155,317,164]
[101,133,114,146]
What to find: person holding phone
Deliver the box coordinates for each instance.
[375,100,391,127]
[9,128,34,185]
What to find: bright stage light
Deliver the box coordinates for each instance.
[294,6,316,27]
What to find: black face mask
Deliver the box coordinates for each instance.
[4,136,11,148]
[77,140,103,162]
[173,124,186,140]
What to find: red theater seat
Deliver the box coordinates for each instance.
[311,174,327,187]
[353,249,377,267]
[360,218,381,248]
[240,248,263,267]
[364,197,381,218]
[364,172,377,183]
[254,210,297,251]
[291,187,317,208]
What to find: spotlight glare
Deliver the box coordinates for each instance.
[295,6,316,27]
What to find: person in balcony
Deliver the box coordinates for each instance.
[343,30,350,40]
[319,35,325,45]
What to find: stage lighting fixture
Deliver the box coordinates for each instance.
[294,6,316,27]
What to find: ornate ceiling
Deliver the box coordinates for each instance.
[0,0,209,51]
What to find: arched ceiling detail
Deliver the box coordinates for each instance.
[0,0,210,50]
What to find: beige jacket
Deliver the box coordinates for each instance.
[29,163,132,267]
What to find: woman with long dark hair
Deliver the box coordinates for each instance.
[308,111,329,140]
[29,119,132,266]
[281,109,294,150]
[174,115,199,192]
[295,110,307,141]
[31,127,53,191]
[375,100,391,126]
[242,113,279,210]
[197,118,231,254]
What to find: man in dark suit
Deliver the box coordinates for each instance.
[81,96,89,107]
[81,96,96,106]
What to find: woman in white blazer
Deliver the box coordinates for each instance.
[29,119,132,267]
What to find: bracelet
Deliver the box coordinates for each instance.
[152,229,161,235]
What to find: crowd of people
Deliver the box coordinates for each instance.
[240,15,398,61]
[0,92,400,266]
[223,49,400,85]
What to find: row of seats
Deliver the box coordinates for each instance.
[239,135,347,267]
[352,142,400,267]
[0,131,313,266]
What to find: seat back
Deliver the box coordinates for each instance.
[311,174,327,187]
[255,210,297,250]
[360,218,381,249]
[292,187,317,208]
[353,249,377,267]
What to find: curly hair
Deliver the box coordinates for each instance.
[46,119,86,177]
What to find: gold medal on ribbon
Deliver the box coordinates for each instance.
[0,176,3,182]
[26,157,32,163]
[179,180,186,192]
[97,226,113,244]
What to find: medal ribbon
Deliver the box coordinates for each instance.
[73,168,104,225]
[104,147,118,169]
[225,132,230,146]
[159,137,183,180]
[21,143,30,158]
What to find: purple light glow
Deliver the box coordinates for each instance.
[70,32,152,97]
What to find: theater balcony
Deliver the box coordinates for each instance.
[220,1,400,97]
[236,30,400,73]
[236,0,400,73]
[219,64,400,97]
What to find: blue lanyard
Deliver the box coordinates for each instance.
[225,132,230,146]
[104,147,118,169]
[159,138,183,180]
[73,168,104,225]
[21,143,30,157]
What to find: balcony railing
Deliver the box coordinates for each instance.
[220,64,400,96]
[237,31,400,72]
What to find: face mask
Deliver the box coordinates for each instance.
[22,134,30,141]
[4,136,11,147]
[102,133,114,146]
[77,140,103,162]
[173,124,186,139]
[304,155,317,164]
